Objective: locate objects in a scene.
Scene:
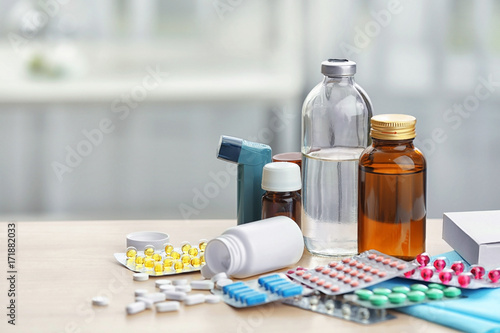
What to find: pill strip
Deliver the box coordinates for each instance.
[346,284,466,309]
[401,253,500,289]
[287,250,419,296]
[282,293,396,325]
[214,273,307,308]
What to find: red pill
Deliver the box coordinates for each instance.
[322,268,331,275]
[350,270,358,277]
[382,258,391,265]
[377,271,387,278]
[343,267,352,274]
[364,276,373,282]
[368,253,377,260]
[328,262,338,268]
[397,264,407,270]
[330,285,340,292]
[350,281,359,287]
[329,271,338,278]
[295,270,304,276]
[315,266,324,272]
[310,276,319,283]
[356,263,364,269]
[343,277,351,284]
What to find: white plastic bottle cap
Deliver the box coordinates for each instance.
[156,301,180,313]
[261,162,301,192]
[155,279,172,288]
[126,301,147,315]
[184,294,206,306]
[91,296,109,306]
[190,280,214,290]
[133,273,149,281]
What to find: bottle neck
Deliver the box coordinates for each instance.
[372,138,415,147]
[323,75,355,86]
[205,234,245,276]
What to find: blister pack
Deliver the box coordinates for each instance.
[287,250,419,295]
[213,273,308,308]
[346,283,465,309]
[115,240,207,276]
[282,292,396,325]
[401,253,500,289]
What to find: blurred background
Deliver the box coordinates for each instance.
[0,0,499,221]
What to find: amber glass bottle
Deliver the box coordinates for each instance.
[261,162,302,228]
[358,114,426,260]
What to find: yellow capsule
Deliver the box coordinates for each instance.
[135,255,145,265]
[126,257,135,267]
[200,254,205,265]
[180,242,191,254]
[183,262,191,269]
[126,246,137,258]
[173,260,183,272]
[163,257,174,270]
[188,247,199,257]
[181,254,191,265]
[198,239,208,252]
[144,245,155,257]
[144,258,155,269]
[191,257,201,267]
[171,251,181,260]
[164,243,174,255]
[154,262,163,274]
[152,253,162,262]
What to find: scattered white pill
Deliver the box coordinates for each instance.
[159,284,175,292]
[126,301,146,315]
[175,285,192,293]
[155,279,172,288]
[133,273,149,281]
[141,292,167,303]
[191,280,214,290]
[135,297,154,309]
[205,295,221,304]
[184,293,206,306]
[211,272,228,283]
[163,291,187,301]
[156,301,181,313]
[172,279,188,286]
[201,264,215,279]
[134,289,148,297]
[91,296,109,306]
[215,278,233,290]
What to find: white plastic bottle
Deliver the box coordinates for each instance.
[204,216,304,278]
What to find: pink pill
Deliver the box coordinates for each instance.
[324,282,332,289]
[343,267,352,274]
[322,268,331,275]
[363,266,372,272]
[368,253,377,260]
[488,269,500,283]
[370,268,379,275]
[328,262,338,268]
[296,266,306,271]
[416,253,430,267]
[343,277,351,284]
[364,276,373,282]
[375,256,384,262]
[295,270,304,276]
[335,265,344,271]
[330,285,340,292]
[358,273,365,279]
[337,274,345,281]
[303,273,311,280]
[287,270,295,274]
[350,270,358,277]
[421,266,434,281]
[439,269,454,284]
[382,258,391,265]
[315,266,324,272]
[389,261,399,268]
[329,271,338,278]
[458,272,472,287]
[470,265,486,279]
[350,280,359,287]
[433,257,447,272]
[377,271,387,278]
[403,269,415,278]
[397,264,407,270]
[310,276,319,283]
[451,261,465,275]
[342,258,351,264]
[356,263,364,269]
[349,260,358,267]
[316,279,325,286]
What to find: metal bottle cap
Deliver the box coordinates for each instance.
[321,59,357,76]
[371,114,417,140]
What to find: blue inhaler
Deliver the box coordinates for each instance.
[217,136,272,225]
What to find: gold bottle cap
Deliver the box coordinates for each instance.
[370,114,416,140]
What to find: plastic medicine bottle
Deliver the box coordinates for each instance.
[301,59,372,256]
[358,114,426,260]
[261,162,302,228]
[204,216,304,278]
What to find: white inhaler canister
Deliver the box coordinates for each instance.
[204,216,304,279]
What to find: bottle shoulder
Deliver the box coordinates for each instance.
[359,143,426,173]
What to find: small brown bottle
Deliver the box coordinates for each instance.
[358,114,426,260]
[261,162,302,228]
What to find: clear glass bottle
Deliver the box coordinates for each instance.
[358,114,426,260]
[261,162,302,228]
[301,59,372,256]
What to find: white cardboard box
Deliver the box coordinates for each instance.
[443,210,500,269]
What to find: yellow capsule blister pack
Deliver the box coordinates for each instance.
[114,239,208,276]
